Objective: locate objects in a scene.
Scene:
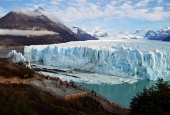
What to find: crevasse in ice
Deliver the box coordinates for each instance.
[24,40,170,80]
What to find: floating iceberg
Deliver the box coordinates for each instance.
[7,50,31,68]
[24,40,170,80]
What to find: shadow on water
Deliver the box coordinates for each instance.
[76,80,157,108]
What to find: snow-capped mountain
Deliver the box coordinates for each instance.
[133,29,141,34]
[84,27,170,41]
[93,30,109,37]
[73,27,98,40]
[84,30,144,40]
[144,27,170,40]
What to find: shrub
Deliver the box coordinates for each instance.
[19,66,34,79]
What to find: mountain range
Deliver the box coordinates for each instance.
[86,27,170,41]
[0,7,97,46]
[144,27,170,41]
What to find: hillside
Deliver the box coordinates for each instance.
[0,58,34,79]
[0,84,111,115]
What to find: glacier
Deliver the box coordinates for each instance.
[24,40,170,80]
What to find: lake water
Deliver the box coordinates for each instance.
[0,48,163,108]
[76,80,156,108]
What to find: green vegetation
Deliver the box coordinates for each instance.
[129,78,170,115]
[0,59,34,79]
[0,84,112,115]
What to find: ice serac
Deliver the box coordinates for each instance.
[8,50,31,68]
[24,40,170,80]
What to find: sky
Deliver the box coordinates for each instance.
[0,0,170,32]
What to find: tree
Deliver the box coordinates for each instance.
[129,78,170,115]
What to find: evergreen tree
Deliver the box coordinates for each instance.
[130,78,170,115]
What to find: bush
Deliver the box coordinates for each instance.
[129,78,170,115]
[19,66,34,79]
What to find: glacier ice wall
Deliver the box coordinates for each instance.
[24,40,170,80]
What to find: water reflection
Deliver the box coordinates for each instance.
[77,80,156,108]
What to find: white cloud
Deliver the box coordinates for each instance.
[14,7,64,24]
[153,7,163,11]
[120,3,134,10]
[14,7,73,30]
[9,0,170,30]
[76,0,86,3]
[138,9,169,20]
[50,0,62,5]
[110,1,118,6]
[157,0,163,4]
[47,0,170,23]
[0,6,4,12]
[0,6,5,18]
[135,0,151,7]
[0,29,58,36]
[68,1,77,7]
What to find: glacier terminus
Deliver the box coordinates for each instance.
[24,40,170,81]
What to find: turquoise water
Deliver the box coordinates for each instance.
[76,80,157,108]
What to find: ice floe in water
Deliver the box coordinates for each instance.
[39,71,137,84]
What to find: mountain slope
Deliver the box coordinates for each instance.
[0,8,92,46]
[163,36,170,41]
